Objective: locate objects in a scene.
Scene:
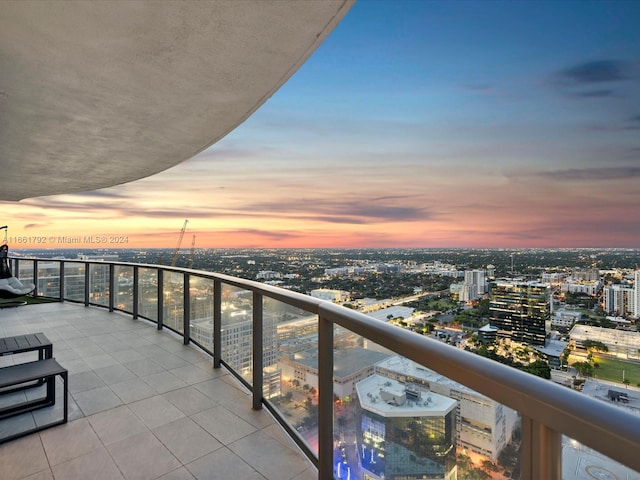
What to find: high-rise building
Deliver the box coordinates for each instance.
[634,271,640,319]
[356,374,458,480]
[603,284,635,317]
[489,280,550,346]
[464,269,487,296]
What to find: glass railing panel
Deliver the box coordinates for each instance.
[264,297,318,451]
[163,271,184,333]
[113,265,134,312]
[36,260,60,298]
[137,267,158,322]
[189,275,214,353]
[88,263,109,306]
[17,260,35,285]
[220,284,253,384]
[328,325,520,480]
[63,262,85,302]
[564,436,640,477]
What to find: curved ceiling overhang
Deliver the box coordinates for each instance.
[0,1,354,201]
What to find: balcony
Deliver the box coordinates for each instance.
[2,256,640,480]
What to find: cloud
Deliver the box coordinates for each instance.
[23,223,45,230]
[573,89,616,98]
[537,166,640,181]
[559,60,630,84]
[552,60,636,98]
[244,196,430,224]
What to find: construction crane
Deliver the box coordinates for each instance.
[170,220,188,267]
[188,235,196,269]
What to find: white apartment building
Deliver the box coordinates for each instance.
[561,279,603,296]
[309,288,350,303]
[374,356,517,462]
[552,309,582,329]
[603,284,635,317]
[634,271,640,319]
[464,269,488,295]
[256,270,281,280]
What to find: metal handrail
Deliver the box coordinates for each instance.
[10,256,640,479]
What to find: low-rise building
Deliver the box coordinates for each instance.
[570,324,640,360]
[374,356,517,462]
[356,374,458,480]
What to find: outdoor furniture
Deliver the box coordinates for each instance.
[0,226,36,301]
[0,358,68,444]
[0,332,53,392]
[0,332,53,360]
[0,333,68,443]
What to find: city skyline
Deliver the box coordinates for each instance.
[2,1,640,249]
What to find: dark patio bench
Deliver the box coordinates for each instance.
[0,332,53,392]
[0,358,68,443]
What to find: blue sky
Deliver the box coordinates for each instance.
[7,0,640,249]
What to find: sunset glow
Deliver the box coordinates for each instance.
[2,1,639,250]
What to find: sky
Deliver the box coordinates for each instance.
[3,0,640,250]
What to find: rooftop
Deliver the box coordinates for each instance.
[356,374,456,418]
[0,302,315,480]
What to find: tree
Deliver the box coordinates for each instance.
[522,360,551,379]
[573,361,594,377]
[583,339,608,353]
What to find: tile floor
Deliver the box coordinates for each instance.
[0,302,316,480]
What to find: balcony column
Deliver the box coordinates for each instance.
[157,269,164,330]
[108,263,115,312]
[183,273,190,345]
[84,263,90,306]
[521,415,562,480]
[252,291,263,411]
[213,280,222,369]
[317,309,334,480]
[59,261,65,301]
[132,266,139,319]
[32,260,38,297]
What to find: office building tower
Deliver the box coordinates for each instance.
[356,374,457,480]
[489,280,550,346]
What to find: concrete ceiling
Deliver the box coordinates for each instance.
[0,1,354,201]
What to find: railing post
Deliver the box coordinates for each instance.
[132,266,139,319]
[32,260,38,297]
[108,263,115,312]
[213,280,222,369]
[84,263,90,306]
[157,269,164,330]
[183,273,190,345]
[13,258,19,279]
[521,415,562,480]
[318,309,334,480]
[59,261,65,301]
[252,291,263,411]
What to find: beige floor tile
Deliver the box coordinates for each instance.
[39,418,102,466]
[107,431,181,480]
[0,434,49,480]
[185,447,264,480]
[87,405,147,445]
[153,416,222,463]
[191,405,256,444]
[51,448,124,480]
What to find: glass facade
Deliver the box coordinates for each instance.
[357,375,457,480]
[489,281,550,346]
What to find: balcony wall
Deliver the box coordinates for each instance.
[8,256,640,480]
